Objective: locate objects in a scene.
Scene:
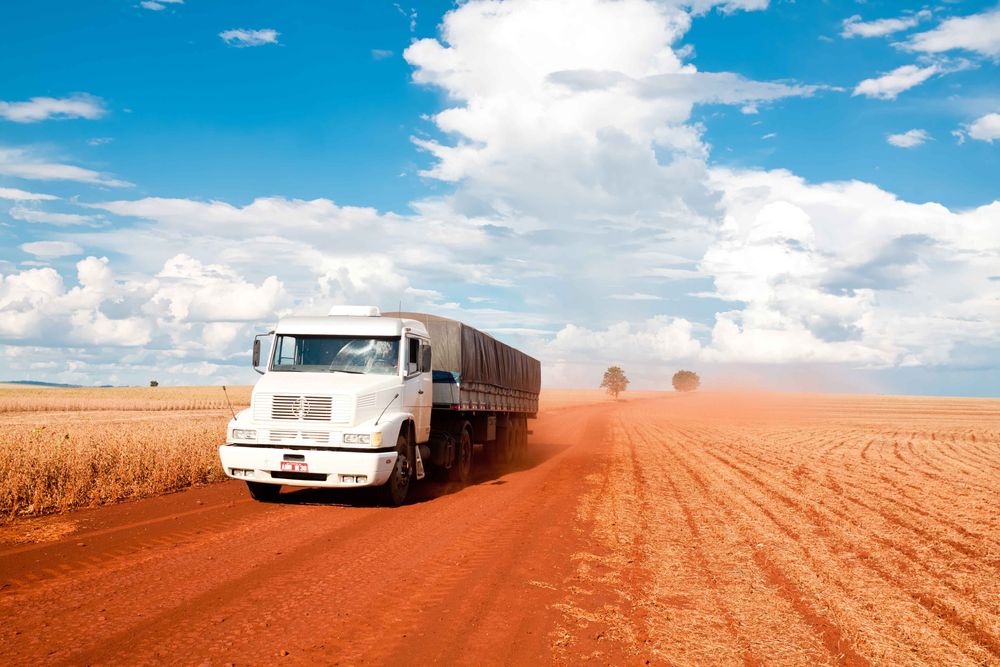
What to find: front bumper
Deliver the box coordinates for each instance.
[219,444,397,488]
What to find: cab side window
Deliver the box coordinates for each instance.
[407,338,420,375]
[420,344,432,373]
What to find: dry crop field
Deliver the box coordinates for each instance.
[1,389,999,665]
[0,384,249,522]
[570,393,1000,665]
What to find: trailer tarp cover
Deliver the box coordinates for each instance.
[384,312,541,394]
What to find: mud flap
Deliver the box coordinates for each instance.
[415,443,426,480]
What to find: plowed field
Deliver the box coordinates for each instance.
[2,391,998,665]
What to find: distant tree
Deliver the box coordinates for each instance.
[601,366,630,399]
[149,380,159,387]
[672,370,700,392]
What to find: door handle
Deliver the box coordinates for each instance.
[417,389,424,395]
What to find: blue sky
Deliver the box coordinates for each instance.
[1,0,999,395]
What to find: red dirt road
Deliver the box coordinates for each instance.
[2,393,999,666]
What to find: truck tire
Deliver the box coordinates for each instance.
[512,417,528,464]
[448,425,473,485]
[246,481,281,502]
[488,416,514,468]
[379,433,412,506]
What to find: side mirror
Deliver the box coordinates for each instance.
[421,347,432,372]
[252,331,272,375]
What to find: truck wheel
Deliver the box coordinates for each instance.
[488,417,513,468]
[246,481,281,502]
[513,417,528,464]
[448,426,473,485]
[379,434,412,506]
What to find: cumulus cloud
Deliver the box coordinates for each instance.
[853,64,938,99]
[700,169,1000,366]
[841,10,931,39]
[905,7,1000,58]
[0,94,106,123]
[967,112,1000,143]
[886,128,929,148]
[0,146,131,187]
[5,0,999,388]
[219,29,279,48]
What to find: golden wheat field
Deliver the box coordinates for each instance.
[0,384,250,522]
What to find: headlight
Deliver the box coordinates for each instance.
[232,429,257,440]
[343,433,382,446]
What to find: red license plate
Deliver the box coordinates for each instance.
[280,461,308,472]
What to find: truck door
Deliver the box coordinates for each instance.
[403,336,432,442]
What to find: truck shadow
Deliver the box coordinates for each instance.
[273,437,571,508]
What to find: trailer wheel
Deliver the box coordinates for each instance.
[378,434,412,506]
[448,425,473,485]
[513,417,528,464]
[488,416,514,468]
[246,481,281,502]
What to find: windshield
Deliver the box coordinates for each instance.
[271,335,400,375]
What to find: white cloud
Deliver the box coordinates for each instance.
[886,128,929,148]
[547,316,702,362]
[967,112,1000,143]
[0,94,105,123]
[0,147,131,187]
[372,49,394,60]
[4,0,999,388]
[10,207,102,226]
[841,10,931,39]
[700,168,1000,366]
[140,0,182,9]
[852,64,938,99]
[219,29,279,48]
[610,292,662,301]
[20,241,83,258]
[0,187,57,201]
[150,254,286,322]
[905,7,1000,58]
[686,0,769,16]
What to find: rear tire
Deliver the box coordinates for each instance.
[448,426,473,485]
[246,481,281,502]
[487,417,514,468]
[378,434,412,506]
[512,417,528,464]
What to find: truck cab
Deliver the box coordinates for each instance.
[219,306,432,505]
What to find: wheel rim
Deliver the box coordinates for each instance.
[460,432,472,476]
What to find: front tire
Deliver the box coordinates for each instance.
[379,434,412,506]
[246,481,281,502]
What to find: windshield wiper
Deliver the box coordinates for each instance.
[330,368,363,374]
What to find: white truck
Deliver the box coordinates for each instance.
[219,307,541,505]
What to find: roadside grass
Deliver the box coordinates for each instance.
[0,386,250,523]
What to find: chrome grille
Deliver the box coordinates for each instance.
[267,429,331,444]
[253,393,353,423]
[271,395,333,421]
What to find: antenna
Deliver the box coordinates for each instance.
[222,385,237,420]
